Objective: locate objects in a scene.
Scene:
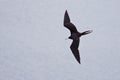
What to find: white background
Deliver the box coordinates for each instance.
[0,0,120,80]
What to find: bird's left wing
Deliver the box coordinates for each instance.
[64,10,78,34]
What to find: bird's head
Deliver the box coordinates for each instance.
[68,36,72,39]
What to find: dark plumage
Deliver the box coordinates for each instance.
[63,10,92,64]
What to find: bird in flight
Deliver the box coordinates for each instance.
[63,10,92,64]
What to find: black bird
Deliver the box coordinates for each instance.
[63,10,92,64]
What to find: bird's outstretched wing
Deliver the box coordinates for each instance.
[81,30,93,36]
[70,38,81,64]
[64,10,78,34]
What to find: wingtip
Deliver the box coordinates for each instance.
[76,59,81,64]
[65,10,68,14]
[78,60,81,64]
[64,9,70,25]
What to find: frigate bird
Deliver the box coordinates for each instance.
[63,10,92,64]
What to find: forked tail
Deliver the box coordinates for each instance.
[81,30,93,36]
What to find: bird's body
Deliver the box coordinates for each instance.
[63,10,92,64]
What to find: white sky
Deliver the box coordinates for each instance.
[0,0,120,80]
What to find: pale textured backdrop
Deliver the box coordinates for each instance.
[0,0,120,80]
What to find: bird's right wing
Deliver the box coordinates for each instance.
[64,10,78,34]
[70,38,81,64]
